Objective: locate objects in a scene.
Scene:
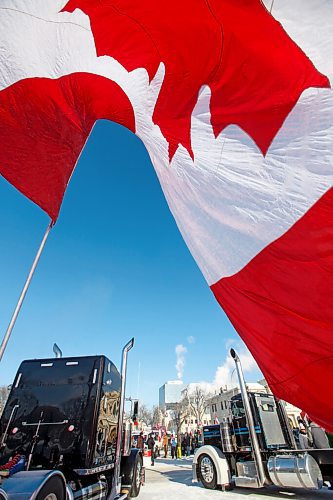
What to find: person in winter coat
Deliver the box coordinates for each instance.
[298,424,311,449]
[181,436,186,457]
[137,432,144,452]
[170,435,177,459]
[184,432,191,456]
[147,433,155,466]
[162,433,169,458]
[154,435,160,457]
[191,435,198,453]
[309,421,330,448]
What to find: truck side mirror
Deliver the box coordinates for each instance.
[132,400,139,422]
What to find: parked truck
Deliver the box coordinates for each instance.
[193,349,333,492]
[0,338,144,499]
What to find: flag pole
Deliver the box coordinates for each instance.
[0,220,53,362]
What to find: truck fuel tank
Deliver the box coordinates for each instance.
[268,454,323,490]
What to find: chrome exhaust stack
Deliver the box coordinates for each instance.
[113,338,135,496]
[230,348,267,487]
[53,343,62,358]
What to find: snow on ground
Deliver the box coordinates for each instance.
[140,456,333,500]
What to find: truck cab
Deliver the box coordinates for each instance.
[193,350,333,493]
[0,340,143,499]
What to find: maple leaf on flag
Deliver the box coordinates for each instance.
[63,0,329,160]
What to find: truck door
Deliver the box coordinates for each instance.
[255,395,287,449]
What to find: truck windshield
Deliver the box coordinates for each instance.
[0,357,102,469]
[17,358,97,387]
[231,400,246,418]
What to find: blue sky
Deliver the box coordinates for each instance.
[0,120,262,406]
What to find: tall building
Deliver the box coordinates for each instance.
[159,380,184,410]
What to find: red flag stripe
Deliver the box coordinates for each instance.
[63,0,329,160]
[0,74,135,221]
[211,186,333,432]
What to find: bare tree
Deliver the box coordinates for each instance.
[169,394,190,444]
[138,403,153,427]
[186,385,211,427]
[0,385,9,416]
[152,405,163,427]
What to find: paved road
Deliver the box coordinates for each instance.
[139,456,333,500]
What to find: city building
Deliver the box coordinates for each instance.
[159,380,184,410]
[207,380,302,427]
[207,383,266,424]
[182,410,211,433]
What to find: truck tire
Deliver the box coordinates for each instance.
[197,453,218,490]
[128,454,143,498]
[36,476,65,500]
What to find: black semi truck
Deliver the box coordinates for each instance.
[0,339,144,499]
[193,349,333,493]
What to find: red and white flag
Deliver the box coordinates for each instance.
[0,1,332,430]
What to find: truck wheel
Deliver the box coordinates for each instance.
[198,454,218,490]
[36,476,65,500]
[128,454,143,498]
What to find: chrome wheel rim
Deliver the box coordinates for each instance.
[200,456,214,483]
[44,494,57,500]
[136,461,142,489]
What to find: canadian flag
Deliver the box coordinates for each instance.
[0,1,332,430]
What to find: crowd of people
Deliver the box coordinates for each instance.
[134,430,200,465]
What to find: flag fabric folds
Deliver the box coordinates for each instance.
[0,1,333,430]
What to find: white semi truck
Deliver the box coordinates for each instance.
[193,349,333,492]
